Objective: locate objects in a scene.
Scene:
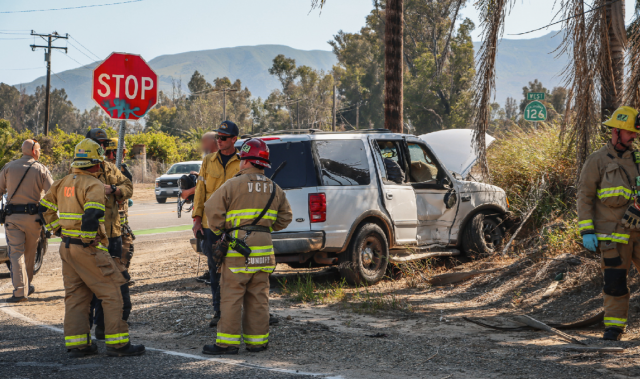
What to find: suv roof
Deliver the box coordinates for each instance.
[239,128,406,142]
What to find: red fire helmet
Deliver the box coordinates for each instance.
[239,138,271,168]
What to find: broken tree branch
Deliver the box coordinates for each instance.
[513,315,587,345]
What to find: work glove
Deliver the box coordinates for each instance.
[622,198,640,230]
[582,234,598,252]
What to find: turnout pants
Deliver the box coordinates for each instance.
[599,231,640,331]
[216,262,270,348]
[202,228,221,312]
[60,242,129,349]
[121,232,134,268]
[5,214,41,298]
[91,237,131,330]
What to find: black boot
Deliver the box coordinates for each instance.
[202,344,238,355]
[603,327,623,341]
[94,326,105,340]
[106,342,146,357]
[68,344,98,358]
[196,271,210,283]
[247,343,268,353]
[209,311,221,328]
[269,314,279,325]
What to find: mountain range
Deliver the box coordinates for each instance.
[13,32,568,111]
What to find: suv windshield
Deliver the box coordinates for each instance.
[166,163,200,175]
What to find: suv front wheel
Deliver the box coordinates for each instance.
[339,223,389,285]
[462,212,505,257]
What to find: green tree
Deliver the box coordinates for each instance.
[187,70,213,99]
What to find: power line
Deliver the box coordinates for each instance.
[0,0,144,14]
[67,40,98,63]
[0,37,31,40]
[0,67,46,71]
[69,35,101,61]
[55,49,93,69]
[508,0,622,36]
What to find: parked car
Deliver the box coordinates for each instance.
[191,129,511,285]
[155,161,202,203]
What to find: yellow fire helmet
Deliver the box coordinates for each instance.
[105,137,127,153]
[71,138,105,168]
[603,106,640,133]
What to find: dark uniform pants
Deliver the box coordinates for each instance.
[599,231,640,331]
[91,237,131,329]
[202,228,221,313]
[60,243,129,349]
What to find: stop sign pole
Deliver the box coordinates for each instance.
[92,52,158,168]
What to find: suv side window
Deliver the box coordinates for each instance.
[374,140,407,184]
[314,140,370,186]
[407,143,441,183]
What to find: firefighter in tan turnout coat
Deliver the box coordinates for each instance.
[202,138,292,355]
[578,106,640,341]
[39,139,145,357]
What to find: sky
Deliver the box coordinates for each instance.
[0,0,638,85]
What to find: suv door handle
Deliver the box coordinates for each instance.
[386,192,393,200]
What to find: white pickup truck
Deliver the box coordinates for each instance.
[192,129,511,285]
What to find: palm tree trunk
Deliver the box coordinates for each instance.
[384,0,403,133]
[601,0,626,118]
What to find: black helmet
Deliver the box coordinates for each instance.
[86,128,110,144]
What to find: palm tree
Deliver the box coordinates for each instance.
[311,0,405,133]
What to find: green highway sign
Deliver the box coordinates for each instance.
[527,92,546,101]
[524,100,547,122]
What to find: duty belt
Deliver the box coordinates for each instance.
[227,225,271,234]
[6,203,38,215]
[62,236,86,248]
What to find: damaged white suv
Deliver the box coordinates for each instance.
[199,129,511,284]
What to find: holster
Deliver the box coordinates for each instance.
[212,234,230,265]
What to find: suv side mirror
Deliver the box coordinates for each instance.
[444,188,457,209]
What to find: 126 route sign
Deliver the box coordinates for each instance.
[92,52,157,120]
[524,100,547,122]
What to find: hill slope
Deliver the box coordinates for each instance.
[14,33,568,111]
[474,31,567,106]
[14,45,337,111]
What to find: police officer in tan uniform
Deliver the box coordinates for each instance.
[40,139,144,357]
[0,139,53,302]
[202,138,292,355]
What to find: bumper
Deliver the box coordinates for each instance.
[155,187,180,198]
[272,231,324,255]
[0,246,8,263]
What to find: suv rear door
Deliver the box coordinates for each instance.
[369,137,418,245]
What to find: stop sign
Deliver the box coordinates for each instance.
[92,52,158,120]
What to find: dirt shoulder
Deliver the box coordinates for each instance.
[2,236,640,378]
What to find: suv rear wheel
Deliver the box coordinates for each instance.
[462,212,505,257]
[339,223,389,285]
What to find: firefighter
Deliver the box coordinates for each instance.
[84,128,133,340]
[104,138,135,269]
[202,138,292,355]
[0,139,53,302]
[192,121,240,327]
[578,105,640,341]
[39,139,144,357]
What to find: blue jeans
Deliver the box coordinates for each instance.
[201,228,221,313]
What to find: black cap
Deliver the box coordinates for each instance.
[86,128,109,143]
[215,121,239,137]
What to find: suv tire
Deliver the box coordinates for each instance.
[156,196,167,204]
[6,230,47,275]
[339,223,389,285]
[462,212,504,257]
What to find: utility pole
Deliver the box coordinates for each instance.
[332,85,337,131]
[297,101,300,129]
[30,31,68,136]
[209,88,237,122]
[355,101,360,130]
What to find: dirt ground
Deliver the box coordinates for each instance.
[131,183,156,202]
[2,233,640,378]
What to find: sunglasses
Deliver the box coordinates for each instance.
[216,135,232,141]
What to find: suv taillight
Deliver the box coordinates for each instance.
[309,193,326,223]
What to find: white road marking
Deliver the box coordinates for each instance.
[0,303,341,378]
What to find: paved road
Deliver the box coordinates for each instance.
[127,199,192,231]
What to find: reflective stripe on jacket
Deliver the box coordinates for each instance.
[577,142,640,244]
[204,166,293,273]
[193,151,240,229]
[40,168,108,246]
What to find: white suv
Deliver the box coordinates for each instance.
[216,129,510,284]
